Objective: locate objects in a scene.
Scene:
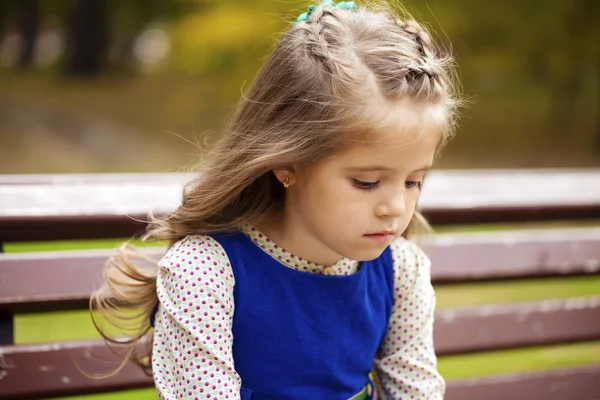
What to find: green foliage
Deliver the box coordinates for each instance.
[109,0,207,35]
[167,4,277,75]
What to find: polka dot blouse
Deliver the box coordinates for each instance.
[151,226,445,399]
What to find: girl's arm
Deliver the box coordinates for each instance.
[373,239,445,400]
[152,236,241,399]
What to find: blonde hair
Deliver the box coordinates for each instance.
[90,0,460,377]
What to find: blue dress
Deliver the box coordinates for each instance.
[212,231,395,400]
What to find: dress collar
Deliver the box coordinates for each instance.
[242,225,360,276]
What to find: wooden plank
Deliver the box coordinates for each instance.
[1,228,599,313]
[0,173,194,185]
[0,248,163,313]
[3,254,600,354]
[1,339,598,400]
[445,365,600,400]
[434,297,600,355]
[0,339,153,399]
[0,215,150,243]
[424,228,600,282]
[1,169,599,241]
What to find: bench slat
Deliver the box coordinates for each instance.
[2,170,600,242]
[0,215,149,244]
[4,204,600,243]
[0,339,153,400]
[0,173,195,185]
[0,248,163,313]
[425,228,600,282]
[445,365,600,400]
[1,338,598,399]
[434,297,600,354]
[2,228,599,313]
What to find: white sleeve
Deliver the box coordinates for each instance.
[373,238,445,399]
[152,235,241,399]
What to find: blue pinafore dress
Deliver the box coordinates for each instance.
[212,232,395,400]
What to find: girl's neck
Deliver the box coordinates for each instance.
[255,208,345,268]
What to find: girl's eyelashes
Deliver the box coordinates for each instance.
[352,179,423,191]
[405,180,423,190]
[352,179,379,191]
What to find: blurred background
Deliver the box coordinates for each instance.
[1,2,599,399]
[0,0,598,174]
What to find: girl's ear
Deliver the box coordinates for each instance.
[272,168,297,187]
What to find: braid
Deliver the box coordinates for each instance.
[302,5,337,74]
[397,19,434,59]
[288,2,458,109]
[390,16,450,102]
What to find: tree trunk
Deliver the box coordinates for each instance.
[16,0,38,69]
[63,0,109,77]
[596,32,600,152]
[547,0,588,138]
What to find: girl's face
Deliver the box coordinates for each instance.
[280,106,442,265]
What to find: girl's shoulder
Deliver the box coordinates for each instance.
[158,234,232,272]
[155,234,236,314]
[389,237,432,290]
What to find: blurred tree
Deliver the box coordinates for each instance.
[15,0,38,69]
[547,0,598,140]
[596,22,600,151]
[0,0,41,69]
[63,0,108,76]
[61,0,200,76]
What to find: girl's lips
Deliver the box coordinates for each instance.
[364,232,395,242]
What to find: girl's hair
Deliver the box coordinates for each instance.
[90,0,461,377]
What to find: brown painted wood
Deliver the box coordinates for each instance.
[0,215,150,242]
[445,365,600,400]
[424,228,600,282]
[1,338,598,399]
[1,169,599,242]
[1,228,599,313]
[434,297,600,355]
[3,247,599,354]
[0,339,153,399]
[0,248,163,313]
[5,204,600,242]
[0,173,194,185]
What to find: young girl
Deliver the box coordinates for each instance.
[92,1,460,399]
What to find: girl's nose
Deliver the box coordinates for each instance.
[375,192,406,218]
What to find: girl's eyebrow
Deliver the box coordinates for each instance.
[346,165,431,172]
[346,166,394,172]
[413,166,432,173]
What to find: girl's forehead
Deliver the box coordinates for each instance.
[337,126,440,166]
[303,101,446,173]
[343,104,445,159]
[306,126,439,177]
[350,99,447,149]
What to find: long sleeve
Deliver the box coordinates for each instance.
[373,238,445,399]
[152,235,241,399]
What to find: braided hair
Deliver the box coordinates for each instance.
[290,1,458,124]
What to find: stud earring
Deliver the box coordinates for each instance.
[282,177,290,188]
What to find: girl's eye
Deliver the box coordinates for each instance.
[352,179,379,191]
[406,180,423,190]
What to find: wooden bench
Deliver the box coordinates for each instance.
[1,169,599,399]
